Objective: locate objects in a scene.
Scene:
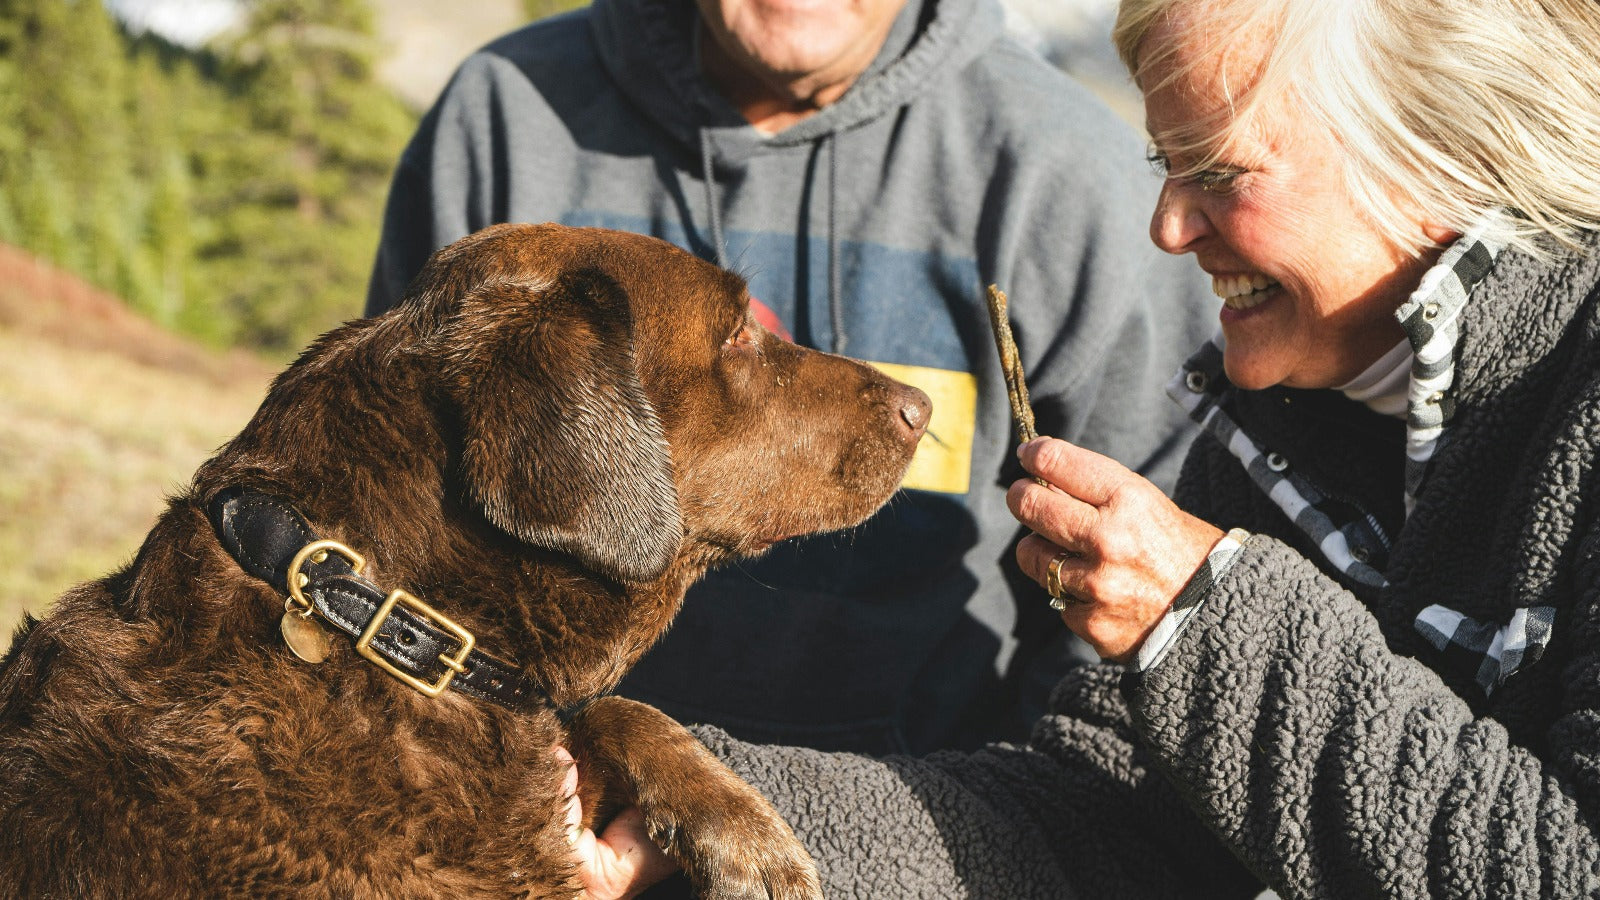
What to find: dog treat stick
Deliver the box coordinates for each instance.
[986,283,1039,444]
[986,284,1050,488]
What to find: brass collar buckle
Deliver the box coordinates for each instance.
[355,589,476,698]
[285,538,477,700]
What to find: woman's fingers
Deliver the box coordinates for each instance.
[1008,473,1100,553]
[1018,532,1091,604]
[556,746,679,900]
[1018,435,1133,507]
[574,806,679,899]
[557,746,582,844]
[1008,437,1225,661]
[593,807,680,891]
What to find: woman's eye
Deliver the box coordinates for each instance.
[1148,144,1246,194]
[1192,167,1245,193]
[1145,147,1170,177]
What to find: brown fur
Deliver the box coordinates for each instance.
[0,224,928,898]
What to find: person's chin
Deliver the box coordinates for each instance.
[1219,295,1291,388]
[1220,339,1289,392]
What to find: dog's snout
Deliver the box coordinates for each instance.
[895,386,932,439]
[900,402,925,431]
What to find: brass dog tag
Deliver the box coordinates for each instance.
[280,610,333,664]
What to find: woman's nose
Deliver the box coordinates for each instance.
[1148,180,1210,255]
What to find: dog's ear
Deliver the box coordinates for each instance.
[444,268,684,585]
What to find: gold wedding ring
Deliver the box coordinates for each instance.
[1045,550,1077,611]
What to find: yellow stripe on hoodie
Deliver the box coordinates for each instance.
[869,361,976,495]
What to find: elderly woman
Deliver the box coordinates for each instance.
[577,0,1600,896]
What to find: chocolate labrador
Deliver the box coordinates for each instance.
[0,224,929,898]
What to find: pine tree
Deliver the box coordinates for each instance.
[0,0,135,282]
[203,0,415,352]
[522,0,589,21]
[0,0,415,355]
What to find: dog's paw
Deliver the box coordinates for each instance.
[565,697,824,900]
[646,798,822,900]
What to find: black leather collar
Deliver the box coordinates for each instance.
[207,487,550,712]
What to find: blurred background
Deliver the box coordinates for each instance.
[0,0,1134,643]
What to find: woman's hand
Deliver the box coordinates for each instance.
[1008,437,1224,663]
[557,747,679,899]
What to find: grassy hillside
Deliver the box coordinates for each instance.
[0,246,276,647]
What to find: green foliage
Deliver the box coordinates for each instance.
[0,0,417,355]
[522,0,588,22]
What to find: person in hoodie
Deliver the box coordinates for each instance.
[364,0,1214,755]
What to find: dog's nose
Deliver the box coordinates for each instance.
[896,388,932,437]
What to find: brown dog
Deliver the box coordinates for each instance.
[0,224,929,898]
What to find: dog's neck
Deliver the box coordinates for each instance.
[184,328,708,713]
[188,480,704,712]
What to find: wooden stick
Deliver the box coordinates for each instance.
[988,285,1064,596]
[985,284,1038,444]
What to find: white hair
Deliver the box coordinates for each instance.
[1114,0,1600,257]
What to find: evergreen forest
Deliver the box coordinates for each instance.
[1,0,582,357]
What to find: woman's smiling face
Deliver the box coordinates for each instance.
[1139,17,1445,391]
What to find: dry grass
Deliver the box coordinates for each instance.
[0,272,276,649]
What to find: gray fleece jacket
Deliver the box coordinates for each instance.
[700,233,1600,898]
[365,0,1213,754]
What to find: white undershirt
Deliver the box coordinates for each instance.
[1338,339,1412,418]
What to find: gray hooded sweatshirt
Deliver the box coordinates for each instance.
[365,0,1214,754]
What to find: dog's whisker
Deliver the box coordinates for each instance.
[728,559,780,591]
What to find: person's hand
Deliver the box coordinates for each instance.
[1008,437,1224,663]
[556,747,679,899]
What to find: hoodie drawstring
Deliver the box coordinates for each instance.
[697,126,848,355]
[826,132,846,355]
[699,127,728,269]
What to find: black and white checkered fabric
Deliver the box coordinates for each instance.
[1161,224,1549,693]
[1134,528,1247,672]
[1395,222,1502,515]
[1167,339,1390,590]
[1414,603,1557,693]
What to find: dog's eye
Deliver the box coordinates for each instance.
[724,322,761,353]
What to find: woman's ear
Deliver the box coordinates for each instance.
[1422,221,1462,245]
